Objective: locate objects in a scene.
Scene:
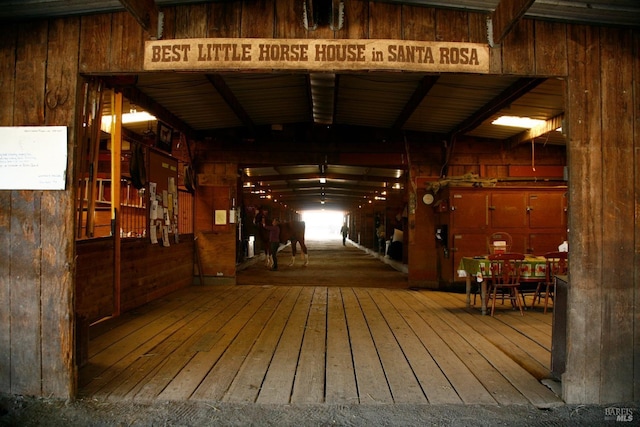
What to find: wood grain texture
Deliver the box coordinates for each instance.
[534,21,568,76]
[275,0,306,39]
[241,0,275,38]
[599,26,635,403]
[110,12,144,71]
[9,20,48,396]
[0,0,636,404]
[502,18,535,75]
[0,23,16,394]
[634,28,640,403]
[175,3,208,39]
[341,0,368,39]
[564,24,603,404]
[435,9,470,42]
[79,14,112,73]
[0,23,16,125]
[401,5,434,42]
[368,1,401,39]
[77,279,562,407]
[207,1,242,38]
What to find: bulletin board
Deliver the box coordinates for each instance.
[148,149,178,246]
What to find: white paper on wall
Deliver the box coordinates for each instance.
[150,199,158,220]
[162,226,170,247]
[0,126,68,190]
[149,182,157,200]
[150,222,158,244]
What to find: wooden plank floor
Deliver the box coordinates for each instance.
[79,239,562,408]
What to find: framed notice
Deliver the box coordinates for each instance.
[0,126,67,190]
[156,122,173,153]
[215,210,227,225]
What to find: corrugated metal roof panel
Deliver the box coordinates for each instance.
[404,74,521,134]
[135,73,242,131]
[466,78,565,142]
[336,73,424,128]
[222,74,311,126]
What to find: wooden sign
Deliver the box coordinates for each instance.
[144,38,489,73]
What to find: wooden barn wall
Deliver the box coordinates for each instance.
[75,237,195,324]
[0,19,78,398]
[76,239,115,323]
[0,0,637,404]
[194,162,238,281]
[564,26,639,404]
[118,237,195,309]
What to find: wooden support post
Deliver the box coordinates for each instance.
[111,90,123,316]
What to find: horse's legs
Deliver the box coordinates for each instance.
[289,240,297,266]
[299,238,309,266]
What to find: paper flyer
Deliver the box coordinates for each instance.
[150,199,158,220]
[215,209,227,225]
[150,222,158,244]
[149,182,157,200]
[162,226,170,247]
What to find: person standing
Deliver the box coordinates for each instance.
[262,217,281,270]
[340,222,349,246]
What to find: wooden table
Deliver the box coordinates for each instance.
[458,255,547,315]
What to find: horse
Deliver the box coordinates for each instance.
[255,213,309,268]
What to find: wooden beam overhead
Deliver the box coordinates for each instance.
[243,172,403,184]
[118,85,196,139]
[206,74,255,131]
[508,114,564,147]
[490,0,536,45]
[449,77,546,138]
[259,182,396,193]
[392,76,439,130]
[119,0,160,38]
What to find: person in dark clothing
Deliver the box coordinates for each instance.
[262,217,280,270]
[340,223,349,246]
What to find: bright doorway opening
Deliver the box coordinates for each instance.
[301,210,346,241]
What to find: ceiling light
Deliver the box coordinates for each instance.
[319,177,326,184]
[492,116,545,129]
[101,112,157,133]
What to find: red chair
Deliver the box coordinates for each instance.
[487,253,525,316]
[534,251,568,313]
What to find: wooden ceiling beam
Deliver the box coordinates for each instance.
[490,0,536,46]
[392,75,439,130]
[508,113,564,147]
[449,77,546,138]
[119,0,160,38]
[259,182,397,192]
[117,84,196,139]
[243,172,403,184]
[274,191,379,200]
[206,74,255,131]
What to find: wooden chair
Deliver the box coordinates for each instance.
[486,253,525,316]
[534,251,568,313]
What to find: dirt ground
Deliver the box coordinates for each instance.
[2,239,637,426]
[1,394,638,426]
